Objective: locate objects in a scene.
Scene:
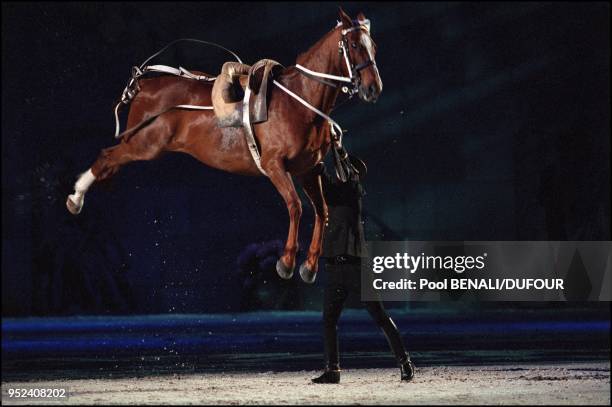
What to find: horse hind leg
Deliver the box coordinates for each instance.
[66,121,171,215]
[66,168,96,215]
[66,143,131,215]
[66,146,122,214]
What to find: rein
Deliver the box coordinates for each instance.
[136,38,243,70]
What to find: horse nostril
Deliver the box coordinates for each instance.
[367,84,377,98]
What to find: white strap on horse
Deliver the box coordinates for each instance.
[294,64,352,84]
[272,80,344,147]
[173,105,214,110]
[145,64,216,81]
[242,87,268,176]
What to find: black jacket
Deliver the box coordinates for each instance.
[321,166,366,259]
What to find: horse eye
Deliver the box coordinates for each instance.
[351,42,357,48]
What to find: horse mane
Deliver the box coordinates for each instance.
[295,24,341,67]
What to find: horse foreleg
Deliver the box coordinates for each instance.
[66,124,170,215]
[264,159,302,280]
[298,171,328,284]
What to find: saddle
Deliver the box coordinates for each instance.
[212,59,283,128]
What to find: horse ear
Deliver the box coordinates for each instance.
[357,12,370,31]
[338,7,353,28]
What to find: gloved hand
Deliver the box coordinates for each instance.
[312,161,326,175]
[335,145,349,160]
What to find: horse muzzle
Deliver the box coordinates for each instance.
[358,83,381,103]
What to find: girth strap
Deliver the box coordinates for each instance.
[242,87,267,176]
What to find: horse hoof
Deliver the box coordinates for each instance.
[276,259,294,280]
[66,195,82,215]
[299,263,317,284]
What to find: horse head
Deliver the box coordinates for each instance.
[338,8,383,103]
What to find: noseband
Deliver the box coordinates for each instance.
[295,23,377,97]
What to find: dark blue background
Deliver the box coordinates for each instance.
[2,2,610,316]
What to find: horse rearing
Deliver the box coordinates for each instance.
[66,9,383,284]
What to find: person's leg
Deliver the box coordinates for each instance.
[363,300,409,363]
[312,263,349,383]
[363,299,415,381]
[323,275,349,371]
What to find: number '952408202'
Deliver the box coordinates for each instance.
[5,387,68,399]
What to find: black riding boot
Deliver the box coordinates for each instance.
[400,357,416,382]
[312,367,341,384]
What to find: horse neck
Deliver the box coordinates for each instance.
[293,29,343,116]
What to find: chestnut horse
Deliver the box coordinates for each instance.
[66,9,382,283]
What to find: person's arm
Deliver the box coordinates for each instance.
[316,162,339,190]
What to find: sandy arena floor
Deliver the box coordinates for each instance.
[1,361,609,405]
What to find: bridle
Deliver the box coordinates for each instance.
[295,21,377,97]
[339,24,376,94]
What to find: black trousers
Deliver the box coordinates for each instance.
[323,259,409,370]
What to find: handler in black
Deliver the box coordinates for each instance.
[311,155,415,384]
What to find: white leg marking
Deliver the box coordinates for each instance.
[75,169,96,192]
[69,169,96,210]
